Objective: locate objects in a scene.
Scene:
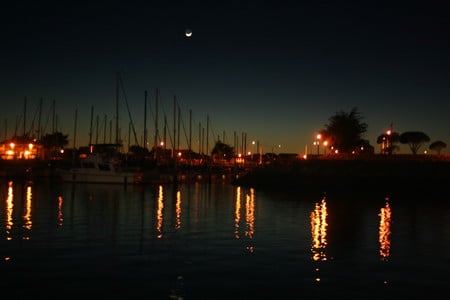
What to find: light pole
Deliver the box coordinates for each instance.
[386,130,391,155]
[271,144,281,158]
[314,134,321,156]
[263,143,281,162]
[251,140,256,161]
[271,144,281,154]
[257,140,262,165]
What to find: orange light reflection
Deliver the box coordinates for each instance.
[6,181,14,240]
[156,185,164,238]
[245,188,255,240]
[175,190,182,230]
[378,197,392,261]
[58,196,64,227]
[234,187,255,253]
[22,185,33,240]
[234,187,242,239]
[310,197,328,262]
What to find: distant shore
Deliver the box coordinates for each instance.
[233,155,450,195]
[2,155,450,194]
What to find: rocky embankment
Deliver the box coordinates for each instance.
[234,158,450,195]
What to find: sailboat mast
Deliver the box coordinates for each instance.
[23,96,27,137]
[144,90,147,150]
[198,122,201,154]
[103,114,107,143]
[52,99,56,134]
[189,109,192,164]
[89,106,94,146]
[173,95,176,158]
[154,88,159,160]
[206,115,209,156]
[38,98,43,140]
[189,109,192,152]
[73,108,78,149]
[3,119,7,141]
[177,106,181,152]
[115,72,120,145]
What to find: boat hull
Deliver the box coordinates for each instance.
[57,168,142,184]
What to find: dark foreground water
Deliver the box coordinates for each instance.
[0,179,449,299]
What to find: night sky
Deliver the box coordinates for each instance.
[2,1,449,154]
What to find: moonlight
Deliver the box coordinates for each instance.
[185,28,192,37]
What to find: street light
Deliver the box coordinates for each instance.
[250,140,262,165]
[272,144,281,154]
[314,134,321,156]
[251,140,256,160]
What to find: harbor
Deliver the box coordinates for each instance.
[0,155,249,185]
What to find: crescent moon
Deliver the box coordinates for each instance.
[185,29,192,37]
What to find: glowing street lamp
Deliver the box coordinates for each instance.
[272,144,281,154]
[314,134,322,156]
[313,141,319,155]
[251,140,256,160]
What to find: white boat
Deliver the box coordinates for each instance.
[56,152,143,184]
[56,73,145,184]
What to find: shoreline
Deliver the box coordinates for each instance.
[232,158,450,195]
[2,156,450,192]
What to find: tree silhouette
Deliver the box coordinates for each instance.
[429,140,447,155]
[211,141,234,161]
[39,132,69,160]
[40,132,69,149]
[321,107,368,153]
[399,131,430,154]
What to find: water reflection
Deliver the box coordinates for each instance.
[23,185,33,239]
[379,197,392,261]
[0,181,393,263]
[5,181,14,241]
[234,186,242,239]
[245,188,255,253]
[1,181,449,297]
[310,195,328,283]
[245,188,255,239]
[3,181,34,241]
[310,196,328,262]
[57,195,64,227]
[175,189,182,230]
[2,182,392,258]
[156,185,164,238]
[234,186,255,253]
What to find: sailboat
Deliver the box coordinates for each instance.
[56,144,144,184]
[56,73,144,184]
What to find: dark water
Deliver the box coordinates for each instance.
[0,180,449,299]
